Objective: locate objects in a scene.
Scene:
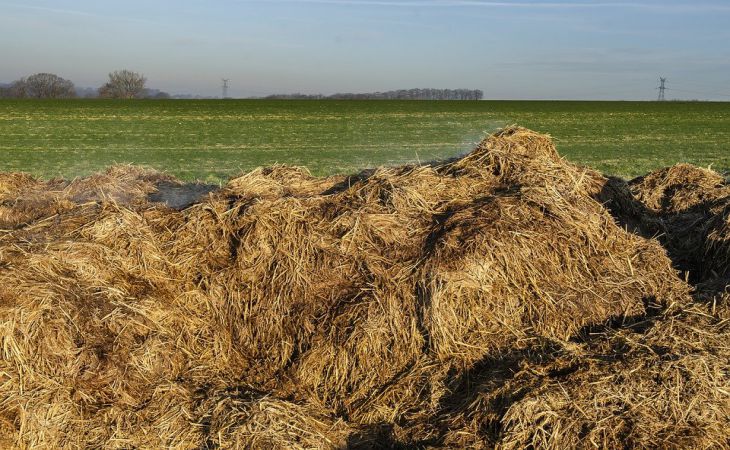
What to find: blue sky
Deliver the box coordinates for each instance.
[2,0,729,99]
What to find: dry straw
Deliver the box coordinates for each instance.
[0,127,727,448]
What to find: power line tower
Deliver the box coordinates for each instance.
[657,77,667,101]
[222,79,230,99]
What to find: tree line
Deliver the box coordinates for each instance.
[264,88,484,100]
[1,76,484,101]
[0,70,170,99]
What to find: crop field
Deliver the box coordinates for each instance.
[1,99,729,182]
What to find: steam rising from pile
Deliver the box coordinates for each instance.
[0,127,727,448]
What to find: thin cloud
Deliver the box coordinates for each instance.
[241,0,730,12]
[0,2,156,23]
[0,3,98,17]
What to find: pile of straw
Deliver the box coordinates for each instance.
[628,164,730,285]
[0,166,174,229]
[0,127,727,448]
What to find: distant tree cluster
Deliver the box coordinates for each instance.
[2,73,76,99]
[98,70,147,99]
[264,88,484,100]
[0,70,170,99]
[0,84,13,99]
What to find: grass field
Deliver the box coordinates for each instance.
[1,99,728,182]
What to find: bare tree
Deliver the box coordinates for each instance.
[98,70,147,99]
[9,73,76,99]
[7,81,28,98]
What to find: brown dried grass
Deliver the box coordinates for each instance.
[0,127,726,449]
[628,163,730,282]
[0,165,174,229]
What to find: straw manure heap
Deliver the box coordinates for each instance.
[628,164,730,285]
[0,127,727,449]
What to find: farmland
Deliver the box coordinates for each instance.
[1,99,729,182]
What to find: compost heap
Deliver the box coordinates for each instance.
[0,127,727,449]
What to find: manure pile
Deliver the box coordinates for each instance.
[0,127,727,449]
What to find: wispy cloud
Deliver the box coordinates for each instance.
[0,2,98,17]
[240,0,730,12]
[0,2,156,23]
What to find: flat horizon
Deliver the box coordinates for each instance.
[2,0,730,101]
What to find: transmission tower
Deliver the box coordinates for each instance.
[657,77,667,101]
[222,79,230,99]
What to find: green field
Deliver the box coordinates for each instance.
[1,99,728,182]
